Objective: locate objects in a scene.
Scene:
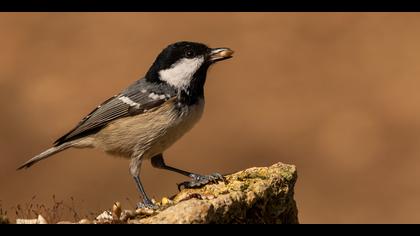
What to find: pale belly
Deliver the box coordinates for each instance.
[93,98,204,159]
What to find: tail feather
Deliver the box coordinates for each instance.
[17,142,74,170]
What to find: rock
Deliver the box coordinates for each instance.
[57,221,74,224]
[16,214,48,224]
[132,162,299,224]
[95,211,113,222]
[134,208,155,216]
[16,219,37,224]
[120,210,136,222]
[37,214,48,224]
[78,218,92,224]
[161,197,172,206]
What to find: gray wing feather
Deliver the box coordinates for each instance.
[54,79,176,145]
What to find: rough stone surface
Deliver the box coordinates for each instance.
[128,162,298,224]
[16,214,48,224]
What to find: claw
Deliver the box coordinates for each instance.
[177,173,225,191]
[136,201,158,210]
[177,182,186,191]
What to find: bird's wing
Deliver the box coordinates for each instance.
[54,80,177,146]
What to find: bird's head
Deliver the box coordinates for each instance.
[145,41,233,91]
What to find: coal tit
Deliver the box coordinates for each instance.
[17,41,234,208]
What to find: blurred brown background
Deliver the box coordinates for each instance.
[1,13,420,223]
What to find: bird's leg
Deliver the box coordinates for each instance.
[151,154,225,191]
[130,157,157,209]
[132,176,156,209]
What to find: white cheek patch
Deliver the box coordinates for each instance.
[158,57,205,90]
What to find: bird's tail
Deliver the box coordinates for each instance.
[17,142,74,170]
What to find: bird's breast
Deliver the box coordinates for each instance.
[95,98,205,158]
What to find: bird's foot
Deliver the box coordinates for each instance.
[136,200,158,210]
[177,173,225,191]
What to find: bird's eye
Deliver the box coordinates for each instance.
[185,49,195,58]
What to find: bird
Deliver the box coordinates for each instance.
[17,41,234,208]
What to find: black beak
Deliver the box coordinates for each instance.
[209,48,234,63]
